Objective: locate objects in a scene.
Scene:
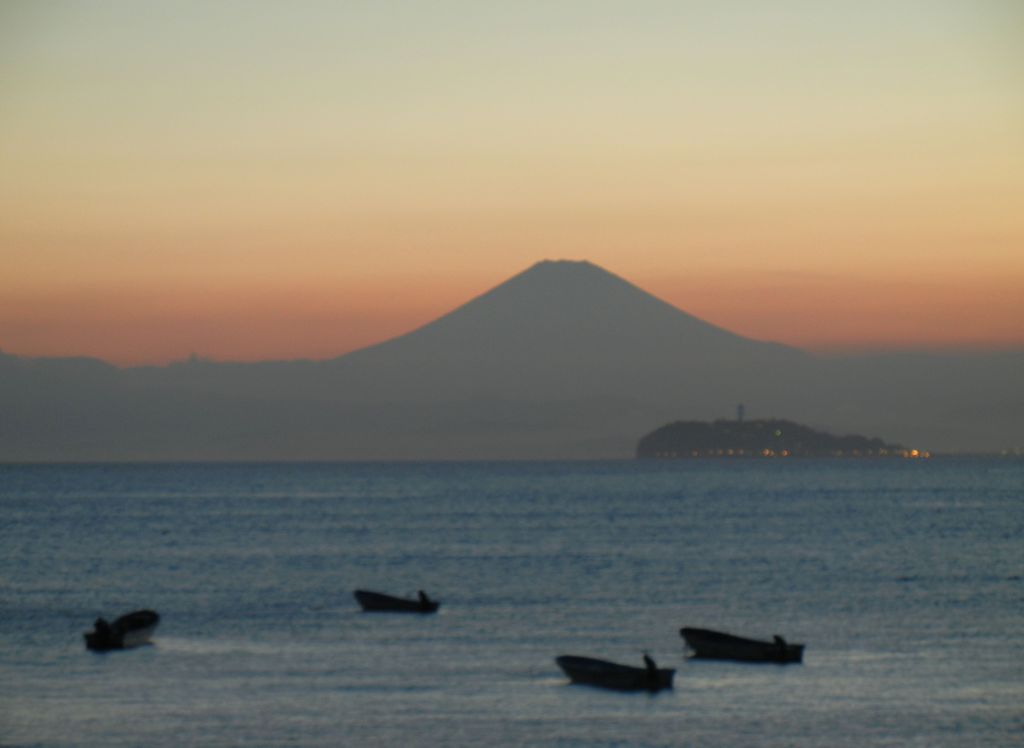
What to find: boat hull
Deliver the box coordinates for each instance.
[555,655,674,692]
[353,590,439,613]
[680,627,803,663]
[84,610,160,652]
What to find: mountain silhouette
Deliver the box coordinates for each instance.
[329,260,805,403]
[358,259,783,357]
[0,260,1020,460]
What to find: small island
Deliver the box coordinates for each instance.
[636,418,926,459]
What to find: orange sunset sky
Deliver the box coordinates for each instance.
[2,1,1022,365]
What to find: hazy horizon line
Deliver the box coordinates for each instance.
[5,339,1024,369]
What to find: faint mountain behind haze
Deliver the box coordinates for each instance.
[331,260,806,402]
[359,259,784,359]
[0,260,1020,460]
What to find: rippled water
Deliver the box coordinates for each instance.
[1,459,1021,746]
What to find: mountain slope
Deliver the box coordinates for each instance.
[344,259,790,358]
[363,259,773,353]
[329,260,805,402]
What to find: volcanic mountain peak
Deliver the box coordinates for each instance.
[372,258,777,355]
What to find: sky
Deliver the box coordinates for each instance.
[2,0,1022,365]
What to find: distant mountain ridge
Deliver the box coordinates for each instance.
[0,260,1021,460]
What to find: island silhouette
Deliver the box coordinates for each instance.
[637,418,925,459]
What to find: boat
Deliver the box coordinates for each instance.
[555,654,674,691]
[84,610,160,651]
[680,627,803,663]
[353,589,439,613]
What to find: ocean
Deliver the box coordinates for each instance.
[1,459,1021,747]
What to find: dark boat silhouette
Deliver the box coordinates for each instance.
[353,589,439,613]
[555,654,674,692]
[680,627,804,663]
[84,610,160,651]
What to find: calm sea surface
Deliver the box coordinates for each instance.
[1,460,1022,747]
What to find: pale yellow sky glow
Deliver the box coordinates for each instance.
[1,1,1022,364]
